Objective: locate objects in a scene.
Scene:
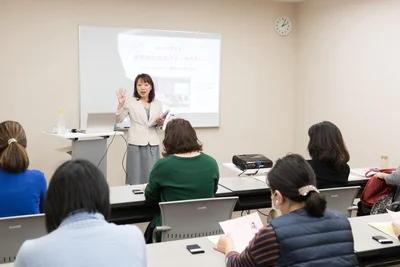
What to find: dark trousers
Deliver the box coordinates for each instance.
[144,217,156,244]
[357,201,372,216]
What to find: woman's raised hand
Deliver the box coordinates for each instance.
[116,88,127,105]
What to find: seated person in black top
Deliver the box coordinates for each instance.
[307,121,350,189]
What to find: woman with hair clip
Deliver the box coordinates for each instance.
[14,160,146,267]
[0,121,47,218]
[116,73,165,185]
[216,154,358,267]
[143,118,219,243]
[307,121,350,188]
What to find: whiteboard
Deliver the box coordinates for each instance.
[78,25,221,129]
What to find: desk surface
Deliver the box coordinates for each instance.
[148,213,400,266]
[216,185,233,195]
[147,236,224,267]
[44,131,124,140]
[0,237,225,267]
[348,173,369,182]
[349,213,400,256]
[218,176,269,193]
[224,163,368,182]
[223,162,271,176]
[110,184,233,206]
[110,185,145,206]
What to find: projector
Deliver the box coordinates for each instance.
[232,154,273,171]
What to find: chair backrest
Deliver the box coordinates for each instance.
[159,196,238,242]
[389,201,400,212]
[0,213,46,263]
[319,186,360,217]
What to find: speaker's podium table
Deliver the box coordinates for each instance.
[45,131,124,178]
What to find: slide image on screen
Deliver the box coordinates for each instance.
[79,26,221,129]
[154,77,191,111]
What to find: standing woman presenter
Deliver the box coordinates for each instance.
[116,73,164,185]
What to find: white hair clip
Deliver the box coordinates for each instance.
[298,185,319,196]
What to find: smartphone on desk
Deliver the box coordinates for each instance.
[186,244,205,254]
[132,189,144,195]
[372,236,393,244]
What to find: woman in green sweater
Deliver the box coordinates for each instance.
[143,118,219,243]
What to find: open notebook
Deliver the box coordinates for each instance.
[368,209,400,239]
[208,212,264,253]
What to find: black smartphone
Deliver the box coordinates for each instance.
[132,189,144,195]
[186,244,205,254]
[372,236,393,244]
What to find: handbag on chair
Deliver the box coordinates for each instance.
[359,168,397,207]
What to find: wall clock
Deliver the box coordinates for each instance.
[275,16,292,36]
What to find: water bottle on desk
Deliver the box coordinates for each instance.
[381,155,388,169]
[57,110,66,135]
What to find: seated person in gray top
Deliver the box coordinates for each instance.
[375,168,400,202]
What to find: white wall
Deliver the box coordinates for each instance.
[295,0,400,168]
[0,0,297,185]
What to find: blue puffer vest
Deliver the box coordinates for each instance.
[269,208,359,267]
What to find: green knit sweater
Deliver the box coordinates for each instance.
[144,153,219,227]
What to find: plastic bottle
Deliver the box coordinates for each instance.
[381,155,388,169]
[57,110,66,135]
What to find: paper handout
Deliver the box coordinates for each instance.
[350,168,372,177]
[368,222,396,239]
[215,212,264,253]
[367,209,400,239]
[387,209,400,222]
[207,235,222,246]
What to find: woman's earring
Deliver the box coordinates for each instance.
[275,201,278,204]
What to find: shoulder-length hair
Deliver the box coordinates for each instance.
[307,121,350,169]
[44,160,110,233]
[133,73,155,103]
[162,118,203,157]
